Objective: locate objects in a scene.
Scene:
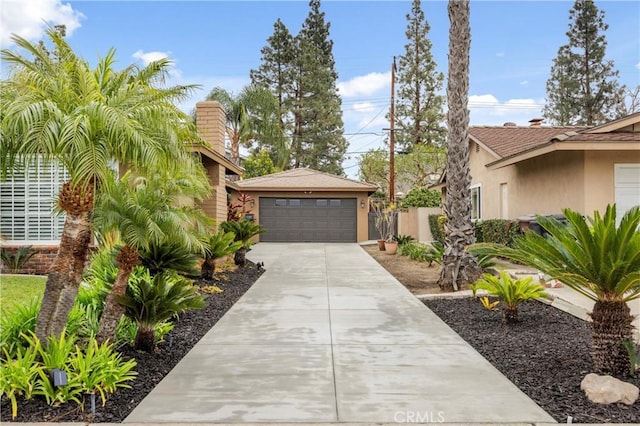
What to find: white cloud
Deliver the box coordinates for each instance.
[338,72,390,98]
[636,62,640,70]
[496,51,505,58]
[520,80,529,86]
[469,94,543,125]
[352,102,376,112]
[132,49,171,65]
[0,0,84,46]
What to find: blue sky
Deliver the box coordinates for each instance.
[1,0,639,177]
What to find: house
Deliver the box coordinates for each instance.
[0,101,241,274]
[229,169,378,243]
[437,113,640,223]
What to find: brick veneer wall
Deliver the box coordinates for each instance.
[1,245,58,275]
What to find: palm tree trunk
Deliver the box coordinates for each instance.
[503,306,518,324]
[135,323,156,352]
[201,258,215,280]
[590,300,633,377]
[96,245,139,344]
[234,247,247,267]
[36,182,93,343]
[437,0,481,292]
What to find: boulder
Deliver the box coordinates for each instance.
[580,373,639,405]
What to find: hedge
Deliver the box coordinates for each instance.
[428,216,522,247]
[428,214,446,243]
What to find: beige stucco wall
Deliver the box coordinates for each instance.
[398,207,442,242]
[472,147,639,220]
[583,150,640,215]
[230,190,371,242]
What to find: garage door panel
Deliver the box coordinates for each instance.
[260,197,357,242]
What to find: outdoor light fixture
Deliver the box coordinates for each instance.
[360,200,366,209]
[49,368,68,387]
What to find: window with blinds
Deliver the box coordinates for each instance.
[0,158,69,243]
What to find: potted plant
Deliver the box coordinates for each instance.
[373,202,398,254]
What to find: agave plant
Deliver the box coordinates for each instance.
[473,205,640,376]
[219,220,266,267]
[471,271,547,324]
[201,231,243,280]
[116,270,205,352]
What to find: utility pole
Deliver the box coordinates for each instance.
[389,56,397,203]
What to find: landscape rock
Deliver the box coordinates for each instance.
[580,373,639,405]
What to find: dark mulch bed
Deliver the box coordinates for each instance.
[1,262,263,423]
[424,297,640,423]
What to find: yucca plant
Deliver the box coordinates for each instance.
[473,205,640,376]
[201,231,243,280]
[116,270,205,352]
[472,271,548,324]
[220,220,266,266]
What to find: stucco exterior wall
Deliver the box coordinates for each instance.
[230,190,371,242]
[583,150,640,215]
[469,141,514,219]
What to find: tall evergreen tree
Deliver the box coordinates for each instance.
[395,0,446,150]
[293,0,347,175]
[251,0,347,175]
[542,0,626,126]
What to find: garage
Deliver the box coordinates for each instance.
[615,163,640,223]
[230,168,377,243]
[259,197,356,242]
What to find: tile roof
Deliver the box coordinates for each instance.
[235,168,379,192]
[469,126,586,158]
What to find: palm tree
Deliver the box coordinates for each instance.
[220,220,266,267]
[474,205,640,376]
[0,29,200,343]
[93,168,210,343]
[437,0,482,291]
[205,84,285,166]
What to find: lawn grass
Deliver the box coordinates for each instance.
[0,275,46,317]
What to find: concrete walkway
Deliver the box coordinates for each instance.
[125,243,555,424]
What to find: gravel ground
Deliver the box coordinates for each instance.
[1,262,263,423]
[424,297,640,423]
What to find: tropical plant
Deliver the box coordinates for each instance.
[92,169,209,344]
[0,29,201,343]
[201,231,243,280]
[227,192,255,222]
[0,297,41,360]
[622,340,640,376]
[393,234,415,246]
[479,296,500,311]
[472,271,548,324]
[0,343,41,418]
[139,241,201,277]
[437,0,482,291]
[204,85,284,166]
[117,270,204,352]
[219,220,266,266]
[372,201,397,242]
[0,246,39,273]
[473,205,640,376]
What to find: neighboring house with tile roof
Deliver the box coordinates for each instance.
[229,168,378,243]
[435,112,640,223]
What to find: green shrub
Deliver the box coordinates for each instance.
[115,317,173,349]
[78,247,118,309]
[201,231,243,279]
[117,270,204,352]
[139,241,201,277]
[474,219,521,247]
[398,188,441,208]
[0,343,41,418]
[0,297,40,360]
[398,242,443,266]
[392,234,415,245]
[428,214,446,243]
[1,331,137,418]
[471,271,548,324]
[1,246,39,273]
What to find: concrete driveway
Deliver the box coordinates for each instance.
[125,243,554,423]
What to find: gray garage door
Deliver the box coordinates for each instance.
[259,198,357,242]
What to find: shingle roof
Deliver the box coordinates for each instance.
[235,168,378,192]
[469,126,586,158]
[557,132,640,142]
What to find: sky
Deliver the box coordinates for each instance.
[1,0,639,178]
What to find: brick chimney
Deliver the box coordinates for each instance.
[195,101,226,155]
[528,117,544,127]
